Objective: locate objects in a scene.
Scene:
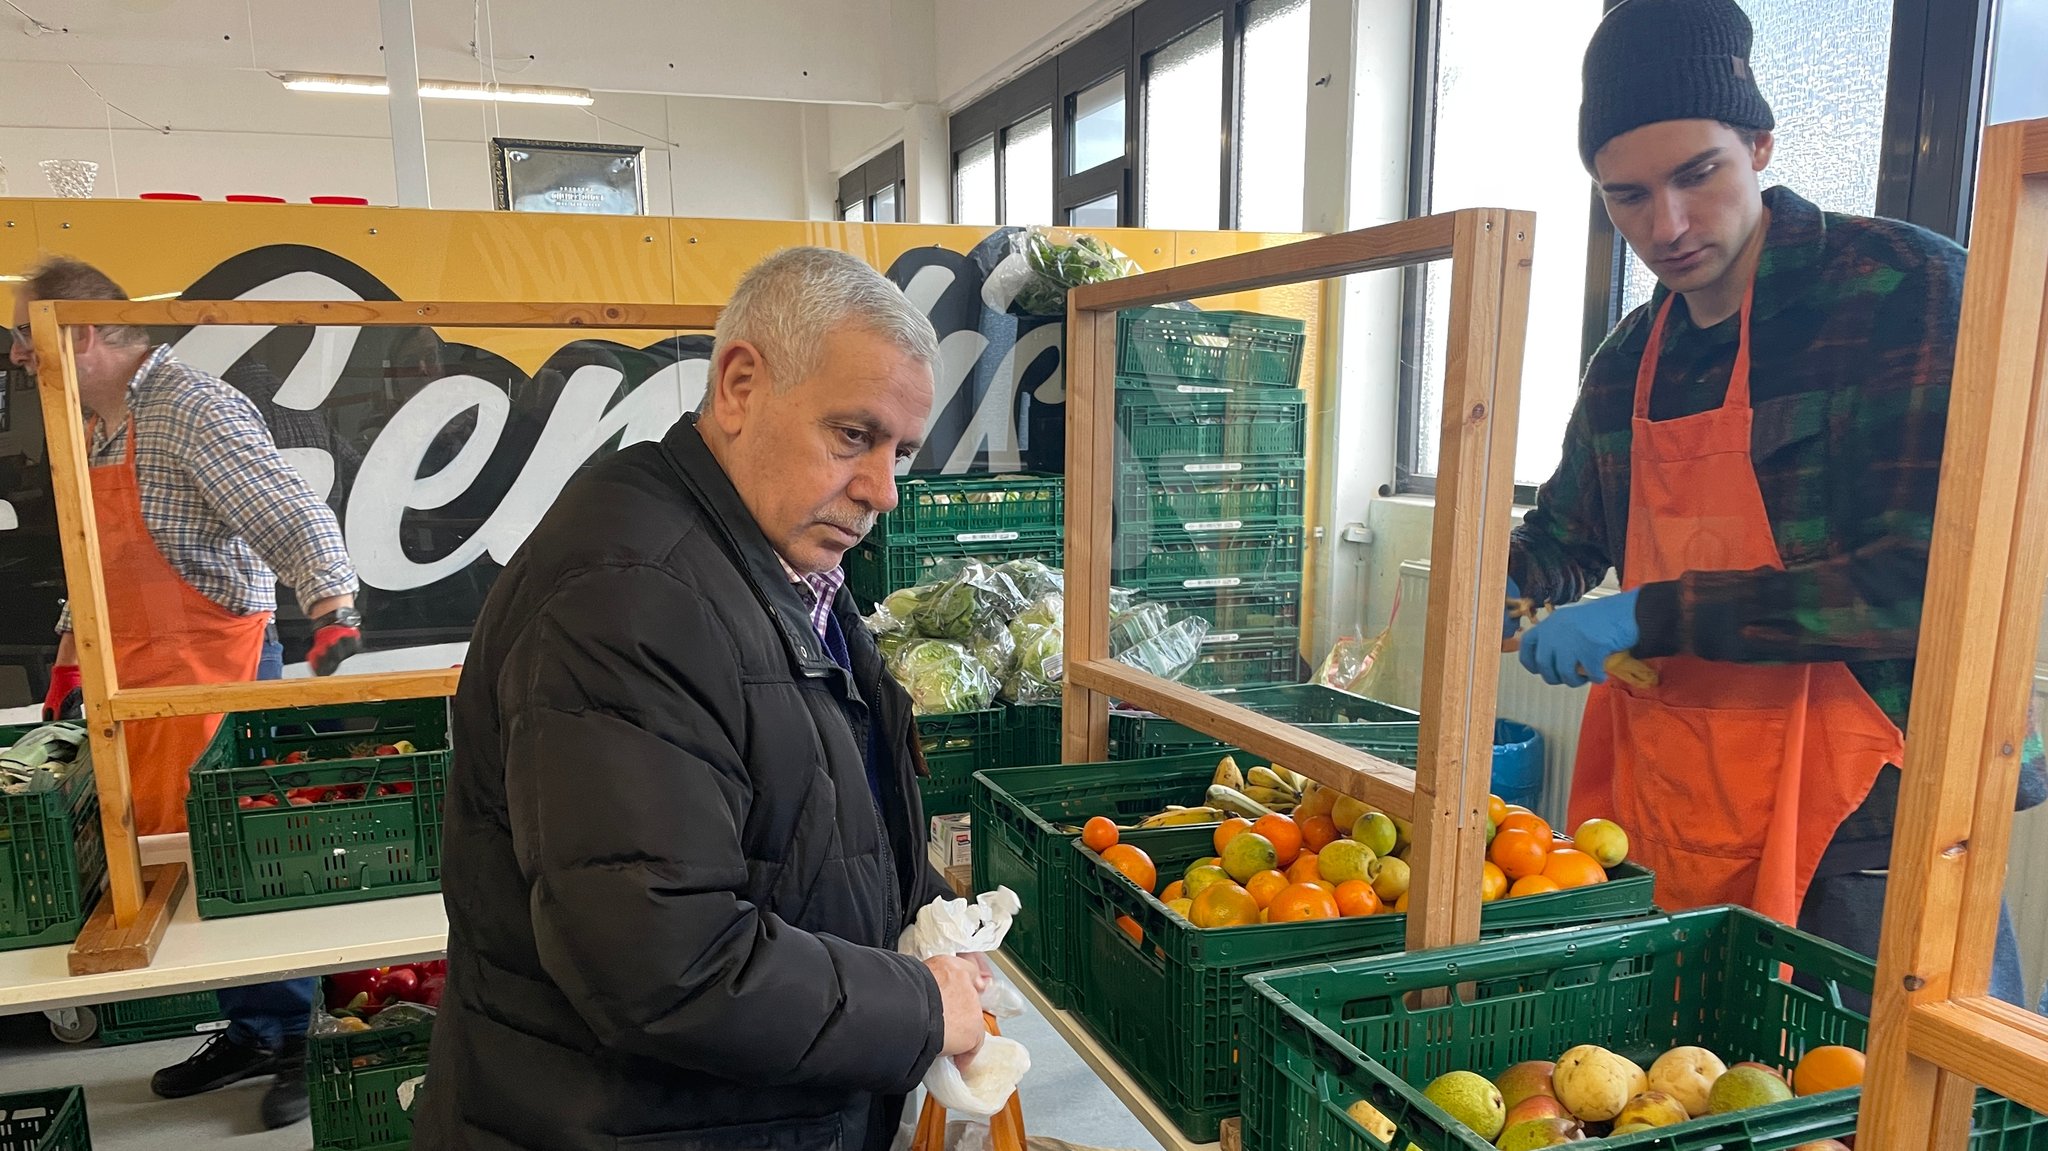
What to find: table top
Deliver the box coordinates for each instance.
[0,834,449,1015]
[989,950,1220,1151]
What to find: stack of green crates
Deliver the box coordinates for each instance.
[0,1086,90,1151]
[1112,306,1310,691]
[0,721,106,954]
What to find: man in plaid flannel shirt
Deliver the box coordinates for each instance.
[10,256,362,1127]
[1508,0,2038,1009]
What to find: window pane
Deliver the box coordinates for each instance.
[1621,0,1894,314]
[1003,108,1055,226]
[842,199,866,223]
[1989,0,2048,123]
[872,183,899,223]
[1069,193,1118,227]
[955,136,996,225]
[1142,17,1224,229]
[1237,0,1311,232]
[1415,0,1604,484]
[1070,74,1126,173]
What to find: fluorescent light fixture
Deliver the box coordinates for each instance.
[275,73,592,106]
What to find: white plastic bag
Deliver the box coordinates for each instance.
[897,888,1032,1116]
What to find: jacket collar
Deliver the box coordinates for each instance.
[659,413,841,679]
[1647,185,1826,335]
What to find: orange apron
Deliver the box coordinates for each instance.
[1565,288,1904,923]
[90,417,269,835]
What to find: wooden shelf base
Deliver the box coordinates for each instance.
[67,862,187,975]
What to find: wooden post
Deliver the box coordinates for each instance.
[1860,116,2048,1147]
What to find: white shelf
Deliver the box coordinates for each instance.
[990,950,1220,1151]
[0,834,448,1015]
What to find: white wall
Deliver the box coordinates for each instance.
[934,0,1132,107]
[828,105,908,176]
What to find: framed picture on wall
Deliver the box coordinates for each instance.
[490,138,647,215]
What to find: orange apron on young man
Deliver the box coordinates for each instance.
[88,418,268,836]
[1564,286,1904,924]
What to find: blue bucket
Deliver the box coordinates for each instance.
[1491,719,1545,812]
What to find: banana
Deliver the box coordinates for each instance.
[1212,755,1246,792]
[1207,784,1274,820]
[1138,806,1228,828]
[1246,766,1294,794]
[1244,785,1300,809]
[1268,764,1309,792]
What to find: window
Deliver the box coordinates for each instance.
[837,144,904,224]
[1003,109,1056,226]
[1142,17,1227,229]
[1989,0,2048,123]
[955,136,997,225]
[1070,193,1120,227]
[1070,75,1127,173]
[1236,0,1311,232]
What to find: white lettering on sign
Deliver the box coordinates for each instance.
[1181,462,1242,474]
[1201,632,1241,645]
[1182,577,1242,589]
[954,531,1021,544]
[1182,520,1242,533]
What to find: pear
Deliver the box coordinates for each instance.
[1422,1070,1505,1142]
[1496,1117,1586,1149]
[1552,1045,1647,1123]
[1613,1091,1689,1129]
[1647,1046,1726,1117]
[1707,1066,1795,1114]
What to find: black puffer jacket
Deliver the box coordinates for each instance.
[415,415,950,1151]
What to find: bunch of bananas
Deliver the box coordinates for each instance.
[1126,755,1312,828]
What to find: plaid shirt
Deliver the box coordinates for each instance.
[55,345,357,632]
[780,557,847,645]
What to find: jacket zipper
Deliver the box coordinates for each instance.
[862,664,902,949]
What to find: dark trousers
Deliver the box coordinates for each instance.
[217,632,317,1049]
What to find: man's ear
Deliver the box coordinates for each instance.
[1750,130,1775,173]
[707,339,769,437]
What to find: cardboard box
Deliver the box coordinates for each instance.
[929,812,972,870]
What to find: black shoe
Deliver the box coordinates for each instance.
[150,1032,278,1099]
[259,1036,309,1129]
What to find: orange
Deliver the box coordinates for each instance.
[1301,879,1337,896]
[1214,817,1254,856]
[1082,816,1119,853]
[1393,891,1410,914]
[1792,1046,1866,1096]
[1245,869,1291,909]
[1101,843,1158,894]
[1334,879,1381,917]
[1486,793,1510,827]
[1267,882,1340,922]
[1481,861,1508,902]
[1508,874,1562,898]
[1115,915,1143,944]
[1299,814,1342,854]
[1252,814,1305,868]
[1490,828,1549,880]
[1190,880,1261,928]
[1286,851,1322,885]
[1540,847,1608,889]
[1160,880,1186,904]
[1497,811,1553,844]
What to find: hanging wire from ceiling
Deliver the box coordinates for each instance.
[4,0,65,36]
[482,0,502,142]
[68,66,171,134]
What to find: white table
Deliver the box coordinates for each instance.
[990,950,1221,1151]
[0,834,448,1016]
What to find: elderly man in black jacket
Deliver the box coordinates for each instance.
[416,247,991,1151]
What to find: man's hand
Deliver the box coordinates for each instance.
[924,954,992,1058]
[1519,588,1641,688]
[43,665,82,721]
[1504,575,1524,642]
[307,608,363,676]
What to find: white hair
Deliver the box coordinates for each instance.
[708,247,939,395]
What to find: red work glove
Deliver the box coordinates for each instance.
[43,665,82,722]
[308,624,362,676]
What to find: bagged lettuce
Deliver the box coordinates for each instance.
[887,638,999,715]
[1002,621,1064,704]
[912,562,1028,641]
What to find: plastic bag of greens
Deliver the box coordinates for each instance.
[1114,616,1211,683]
[1001,622,1064,704]
[969,627,1018,682]
[1107,601,1172,656]
[996,227,1141,317]
[912,562,1028,641]
[888,638,1000,715]
[993,557,1064,601]
[1014,594,1063,630]
[867,583,938,636]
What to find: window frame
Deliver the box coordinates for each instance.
[951,60,1057,226]
[1056,15,1136,227]
[837,143,906,223]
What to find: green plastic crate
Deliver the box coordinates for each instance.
[1151,586,1302,637]
[1070,826,1658,1143]
[99,991,227,1046]
[846,533,1064,609]
[1118,459,1307,533]
[0,1086,90,1151]
[1009,700,1065,768]
[873,474,1064,547]
[1108,685,1418,760]
[308,1007,431,1151]
[970,749,1272,1009]
[1242,906,2048,1151]
[1181,631,1304,691]
[1113,529,1303,594]
[1118,388,1308,462]
[0,722,106,953]
[917,708,1014,816]
[1117,306,1308,389]
[185,699,450,919]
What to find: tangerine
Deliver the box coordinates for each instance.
[1101,843,1158,894]
[1115,915,1143,944]
[1252,813,1305,867]
[1540,847,1608,889]
[1301,878,1338,896]
[1490,828,1549,880]
[1082,816,1119,853]
[1245,869,1292,908]
[1497,811,1553,844]
[1160,880,1186,904]
[1299,814,1342,854]
[1190,880,1260,928]
[1268,882,1340,922]
[1486,793,1510,827]
[1214,817,1254,856]
[1334,879,1381,917]
[1792,1046,1866,1096]
[1393,891,1410,913]
[1481,861,1508,902]
[1286,851,1322,885]
[1508,874,1562,898]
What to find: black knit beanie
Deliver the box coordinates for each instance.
[1578,0,1775,171]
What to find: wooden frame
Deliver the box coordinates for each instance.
[1061,208,1535,953]
[30,299,720,973]
[1860,117,2048,1145]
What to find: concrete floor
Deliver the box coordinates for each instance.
[0,999,1163,1151]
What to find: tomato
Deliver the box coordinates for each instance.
[377,967,421,999]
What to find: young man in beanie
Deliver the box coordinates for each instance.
[1507,0,2039,1008]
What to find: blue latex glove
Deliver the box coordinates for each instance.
[1519,588,1641,687]
[1504,575,1522,642]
